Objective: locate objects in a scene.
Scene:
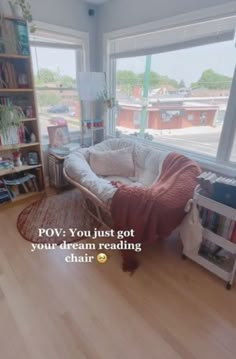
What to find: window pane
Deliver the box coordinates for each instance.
[115,40,235,157]
[31,46,80,142]
[230,133,236,162]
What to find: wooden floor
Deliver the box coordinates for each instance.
[1,198,236,359]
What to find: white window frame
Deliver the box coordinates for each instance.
[103,3,236,176]
[30,22,89,142]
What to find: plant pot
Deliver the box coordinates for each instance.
[0,0,11,15]
[8,2,22,17]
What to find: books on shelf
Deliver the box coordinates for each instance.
[0,61,18,88]
[197,171,236,209]
[199,207,236,243]
[3,172,39,199]
[0,180,11,203]
[0,19,29,56]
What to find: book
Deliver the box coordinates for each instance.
[15,20,30,56]
[230,222,236,243]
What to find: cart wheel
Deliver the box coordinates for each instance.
[226,282,232,290]
[182,254,187,260]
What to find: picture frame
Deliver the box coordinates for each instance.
[28,151,39,165]
[47,125,70,148]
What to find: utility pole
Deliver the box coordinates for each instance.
[140,55,151,137]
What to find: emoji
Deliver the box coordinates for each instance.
[96,253,108,264]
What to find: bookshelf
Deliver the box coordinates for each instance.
[182,190,236,290]
[0,15,45,206]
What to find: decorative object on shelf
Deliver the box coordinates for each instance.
[26,105,33,118]
[30,131,36,143]
[27,151,38,165]
[8,0,36,33]
[0,104,24,144]
[18,72,28,88]
[12,149,22,166]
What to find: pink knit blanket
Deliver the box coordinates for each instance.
[111,152,201,272]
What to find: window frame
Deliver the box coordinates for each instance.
[30,22,88,143]
[104,6,236,176]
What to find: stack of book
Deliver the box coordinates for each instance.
[199,207,236,243]
[0,159,12,170]
[0,19,30,55]
[197,172,236,209]
[0,180,11,204]
[3,173,39,198]
[0,61,18,88]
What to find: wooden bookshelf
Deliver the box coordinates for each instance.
[0,88,33,93]
[0,142,40,151]
[0,53,30,59]
[22,118,37,122]
[0,164,42,177]
[0,16,45,207]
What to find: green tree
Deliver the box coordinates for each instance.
[116,70,137,95]
[192,69,232,89]
[137,71,159,89]
[57,75,75,88]
[35,68,56,85]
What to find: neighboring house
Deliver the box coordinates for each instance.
[116,99,219,130]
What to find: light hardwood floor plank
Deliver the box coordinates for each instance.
[0,199,236,359]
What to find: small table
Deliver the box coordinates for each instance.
[48,150,70,190]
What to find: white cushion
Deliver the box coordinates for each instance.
[89,147,135,177]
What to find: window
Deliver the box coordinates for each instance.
[107,15,236,172]
[31,46,81,143]
[30,26,86,144]
[115,39,235,159]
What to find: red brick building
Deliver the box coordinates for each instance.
[116,100,219,130]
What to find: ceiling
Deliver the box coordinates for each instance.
[84,0,110,4]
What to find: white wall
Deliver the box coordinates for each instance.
[96,0,236,70]
[30,0,98,70]
[98,0,236,33]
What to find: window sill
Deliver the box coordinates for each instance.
[111,134,236,177]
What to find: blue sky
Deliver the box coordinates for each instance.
[117,40,236,85]
[31,39,235,86]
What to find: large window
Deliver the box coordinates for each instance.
[107,15,236,171]
[115,39,235,159]
[31,46,81,142]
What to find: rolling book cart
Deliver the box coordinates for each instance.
[182,187,236,289]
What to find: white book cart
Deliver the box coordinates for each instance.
[182,189,236,290]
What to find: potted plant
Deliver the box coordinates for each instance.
[8,0,36,32]
[0,104,24,145]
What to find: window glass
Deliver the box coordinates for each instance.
[31,46,80,142]
[230,134,236,162]
[115,40,235,158]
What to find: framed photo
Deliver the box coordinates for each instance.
[47,125,70,148]
[28,151,39,165]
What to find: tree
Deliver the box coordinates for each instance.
[116,70,137,95]
[137,71,159,89]
[35,68,56,85]
[192,69,232,89]
[57,75,75,88]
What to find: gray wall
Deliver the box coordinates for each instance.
[30,0,98,71]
